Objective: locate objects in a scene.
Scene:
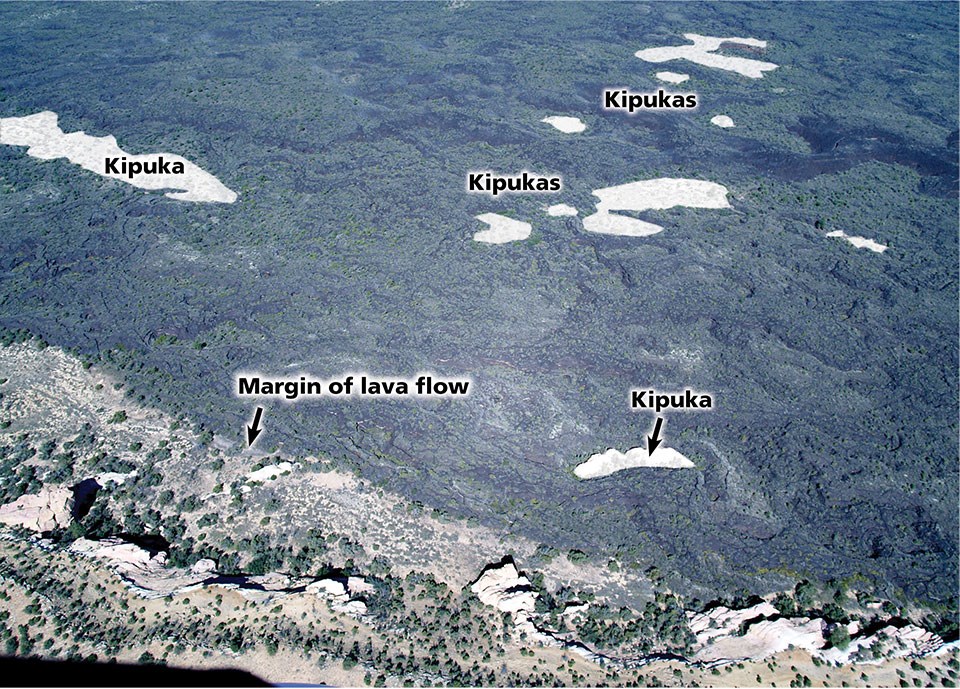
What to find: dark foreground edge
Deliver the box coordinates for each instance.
[0,656,269,687]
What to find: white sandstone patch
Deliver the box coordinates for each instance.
[470,560,537,614]
[0,486,73,532]
[473,213,532,244]
[246,461,295,483]
[711,115,735,128]
[582,212,664,237]
[541,115,586,133]
[306,578,347,598]
[684,601,948,667]
[636,34,778,79]
[688,603,779,645]
[306,577,369,616]
[582,177,730,237]
[695,617,827,664]
[574,446,695,479]
[826,230,887,253]
[191,558,218,575]
[70,537,167,574]
[347,576,376,595]
[0,110,237,203]
[95,470,137,486]
[818,624,943,665]
[546,203,578,217]
[655,71,690,84]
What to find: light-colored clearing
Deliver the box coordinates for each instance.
[636,34,778,79]
[655,71,690,84]
[574,446,695,479]
[541,115,587,133]
[711,114,735,128]
[826,230,888,253]
[582,212,664,237]
[0,110,236,203]
[246,461,295,483]
[473,212,532,244]
[546,203,578,217]
[582,177,730,237]
[96,470,137,486]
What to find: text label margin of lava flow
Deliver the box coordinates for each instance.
[235,372,472,402]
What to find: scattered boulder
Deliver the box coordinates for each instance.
[347,576,375,595]
[190,558,217,575]
[248,572,293,590]
[338,600,368,616]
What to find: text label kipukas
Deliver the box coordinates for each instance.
[603,88,698,112]
[467,171,562,196]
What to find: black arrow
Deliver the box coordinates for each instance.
[647,416,665,456]
[246,406,264,448]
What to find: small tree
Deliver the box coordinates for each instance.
[829,624,851,651]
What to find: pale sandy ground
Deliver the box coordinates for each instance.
[655,71,690,84]
[246,461,296,483]
[826,230,888,253]
[541,115,587,133]
[574,446,695,479]
[582,211,665,237]
[0,343,179,450]
[711,115,736,128]
[0,110,236,202]
[474,212,532,243]
[546,203,578,216]
[636,34,778,79]
[583,177,731,237]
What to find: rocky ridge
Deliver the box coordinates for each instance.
[470,559,952,671]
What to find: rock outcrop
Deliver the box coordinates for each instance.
[818,624,944,665]
[468,560,949,672]
[70,537,168,575]
[0,487,73,532]
[687,602,779,645]
[470,559,537,615]
[306,576,370,615]
[70,535,372,616]
[695,617,827,664]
